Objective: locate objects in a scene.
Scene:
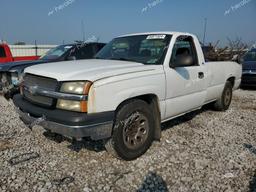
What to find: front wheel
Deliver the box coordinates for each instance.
[213,81,233,111]
[105,99,155,161]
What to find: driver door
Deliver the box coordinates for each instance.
[164,35,207,119]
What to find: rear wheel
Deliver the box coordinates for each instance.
[213,81,233,111]
[105,99,155,160]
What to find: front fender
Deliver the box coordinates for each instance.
[87,73,166,115]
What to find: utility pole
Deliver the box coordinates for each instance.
[35,40,38,56]
[203,18,207,46]
[81,20,85,42]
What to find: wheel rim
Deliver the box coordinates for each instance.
[122,112,149,150]
[224,88,231,106]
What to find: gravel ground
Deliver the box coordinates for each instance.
[0,89,255,192]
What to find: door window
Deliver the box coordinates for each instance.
[170,36,198,67]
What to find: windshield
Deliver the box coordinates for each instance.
[243,51,256,62]
[40,45,74,60]
[95,34,172,65]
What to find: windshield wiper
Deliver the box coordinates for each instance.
[109,57,139,63]
[94,57,145,64]
[94,56,104,59]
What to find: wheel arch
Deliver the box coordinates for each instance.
[227,76,236,88]
[114,94,162,140]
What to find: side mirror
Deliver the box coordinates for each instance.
[67,56,76,61]
[172,55,194,68]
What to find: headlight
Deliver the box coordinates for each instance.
[11,72,19,86]
[60,81,91,95]
[57,99,87,112]
[57,81,92,112]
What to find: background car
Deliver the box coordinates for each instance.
[241,48,256,87]
[0,44,39,63]
[0,42,106,99]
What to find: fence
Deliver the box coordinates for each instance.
[9,44,57,57]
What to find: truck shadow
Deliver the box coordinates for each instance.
[249,171,256,192]
[43,131,105,152]
[243,144,256,192]
[137,171,168,192]
[243,143,256,156]
[161,107,208,131]
[67,139,105,152]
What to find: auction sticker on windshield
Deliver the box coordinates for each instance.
[146,35,166,39]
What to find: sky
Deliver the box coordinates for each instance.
[0,0,255,47]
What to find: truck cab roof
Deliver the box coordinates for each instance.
[118,31,195,38]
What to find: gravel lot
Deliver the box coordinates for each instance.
[0,89,255,192]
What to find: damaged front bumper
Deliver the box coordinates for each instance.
[0,72,20,99]
[13,94,114,140]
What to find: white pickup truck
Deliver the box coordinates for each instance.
[13,32,242,160]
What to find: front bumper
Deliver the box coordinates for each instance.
[13,94,114,140]
[0,72,19,99]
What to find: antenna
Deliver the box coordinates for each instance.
[203,18,207,46]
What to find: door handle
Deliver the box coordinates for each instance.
[198,72,204,79]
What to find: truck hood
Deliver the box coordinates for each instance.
[25,59,160,82]
[242,61,256,71]
[0,60,47,72]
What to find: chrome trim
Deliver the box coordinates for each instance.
[23,86,88,101]
[9,70,18,73]
[242,70,256,75]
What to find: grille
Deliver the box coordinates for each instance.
[23,74,58,107]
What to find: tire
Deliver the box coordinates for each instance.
[105,99,155,161]
[213,81,233,111]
